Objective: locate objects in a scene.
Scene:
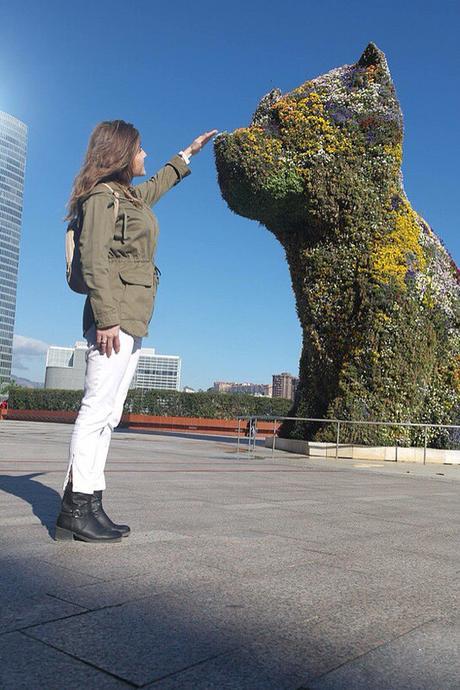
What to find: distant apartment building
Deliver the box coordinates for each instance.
[213,381,272,396]
[272,372,299,401]
[45,342,181,391]
[0,111,28,385]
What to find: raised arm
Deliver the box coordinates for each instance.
[134,130,218,207]
[134,154,191,207]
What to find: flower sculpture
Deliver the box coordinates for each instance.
[215,43,460,447]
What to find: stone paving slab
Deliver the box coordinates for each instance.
[0,592,86,634]
[145,635,310,689]
[0,555,104,603]
[0,631,132,689]
[47,563,233,610]
[0,420,459,689]
[25,594,256,686]
[307,619,460,690]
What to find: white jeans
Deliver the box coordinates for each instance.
[63,324,142,494]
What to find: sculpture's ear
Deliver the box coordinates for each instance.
[354,42,394,89]
[351,43,402,144]
[357,42,387,69]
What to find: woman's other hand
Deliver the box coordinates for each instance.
[96,325,120,357]
[183,130,218,159]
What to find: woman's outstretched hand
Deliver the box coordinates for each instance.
[183,130,218,159]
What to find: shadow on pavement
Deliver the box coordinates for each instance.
[0,473,61,539]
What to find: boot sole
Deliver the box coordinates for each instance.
[55,526,122,543]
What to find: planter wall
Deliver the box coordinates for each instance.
[121,413,280,437]
[4,409,281,438]
[266,437,460,465]
[6,409,77,423]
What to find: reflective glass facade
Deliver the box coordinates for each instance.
[0,111,27,385]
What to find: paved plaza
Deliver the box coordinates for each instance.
[0,420,459,689]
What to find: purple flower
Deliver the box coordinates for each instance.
[391,195,402,211]
[324,102,354,124]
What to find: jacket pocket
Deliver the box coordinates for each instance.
[118,264,156,327]
[118,264,154,287]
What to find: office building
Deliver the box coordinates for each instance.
[133,348,181,391]
[272,372,299,401]
[45,342,89,390]
[45,341,181,391]
[0,111,28,385]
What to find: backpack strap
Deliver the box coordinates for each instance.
[101,183,120,221]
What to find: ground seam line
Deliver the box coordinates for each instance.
[295,616,439,686]
[19,629,138,687]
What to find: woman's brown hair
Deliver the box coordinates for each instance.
[66,120,142,219]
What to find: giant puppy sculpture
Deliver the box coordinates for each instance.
[215,43,459,446]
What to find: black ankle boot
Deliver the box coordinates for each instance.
[55,488,122,542]
[91,490,130,537]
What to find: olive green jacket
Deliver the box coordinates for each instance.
[79,154,191,338]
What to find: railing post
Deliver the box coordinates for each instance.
[231,416,458,465]
[423,425,427,465]
[336,420,341,460]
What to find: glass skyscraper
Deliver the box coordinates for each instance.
[0,111,27,385]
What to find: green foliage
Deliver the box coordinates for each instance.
[7,387,292,419]
[8,388,84,411]
[214,43,460,448]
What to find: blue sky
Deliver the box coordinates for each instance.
[1,0,459,389]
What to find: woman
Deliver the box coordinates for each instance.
[55,120,217,543]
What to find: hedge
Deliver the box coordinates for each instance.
[7,387,292,419]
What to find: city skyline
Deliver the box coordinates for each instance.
[10,336,297,394]
[44,341,181,391]
[1,1,458,391]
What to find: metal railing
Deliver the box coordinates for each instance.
[236,415,460,465]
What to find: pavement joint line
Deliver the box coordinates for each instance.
[47,588,168,610]
[44,592,98,609]
[11,600,128,634]
[19,613,250,689]
[134,643,247,688]
[18,628,139,688]
[295,616,440,687]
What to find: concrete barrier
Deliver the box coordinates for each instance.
[265,437,460,465]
